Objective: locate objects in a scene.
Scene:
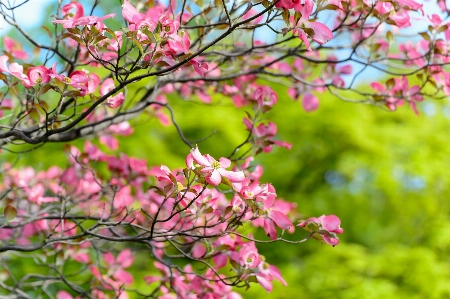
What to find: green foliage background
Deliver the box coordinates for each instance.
[4,84,450,298]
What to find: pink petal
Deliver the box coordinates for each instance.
[3,37,14,52]
[410,101,420,116]
[269,265,287,286]
[122,0,141,23]
[117,249,134,268]
[106,93,124,108]
[218,169,245,182]
[339,65,353,74]
[296,0,314,21]
[186,153,194,169]
[269,210,293,230]
[190,146,211,167]
[218,157,231,168]
[321,215,343,234]
[191,242,206,258]
[113,269,133,285]
[257,275,273,292]
[88,73,100,94]
[273,140,293,150]
[370,82,386,93]
[323,235,339,246]
[213,253,228,268]
[57,291,73,299]
[263,218,277,240]
[302,93,319,112]
[307,22,333,45]
[206,169,221,186]
[144,276,160,284]
[297,30,311,51]
[103,252,115,265]
[100,78,115,96]
[297,217,320,227]
[182,31,191,53]
[0,55,9,73]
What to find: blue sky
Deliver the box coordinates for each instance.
[0,0,54,36]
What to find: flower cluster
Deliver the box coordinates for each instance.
[0,141,343,297]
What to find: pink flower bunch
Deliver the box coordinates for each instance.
[3,37,28,60]
[53,1,114,29]
[187,146,245,186]
[252,86,278,108]
[0,139,344,296]
[243,118,292,153]
[286,0,333,51]
[298,214,344,246]
[371,76,423,114]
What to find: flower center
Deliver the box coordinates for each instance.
[140,25,149,31]
[211,161,221,170]
[176,182,184,191]
[35,77,42,84]
[246,257,253,263]
[64,77,72,84]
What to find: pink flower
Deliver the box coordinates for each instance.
[242,9,264,24]
[0,99,12,118]
[253,86,278,108]
[68,70,92,95]
[122,0,142,24]
[275,0,302,10]
[239,242,261,268]
[53,2,114,29]
[62,2,85,20]
[290,0,333,50]
[27,66,51,86]
[302,93,319,112]
[57,291,78,299]
[391,11,411,28]
[106,94,125,108]
[0,55,31,87]
[187,146,245,186]
[168,31,191,54]
[54,14,115,29]
[113,185,133,209]
[298,214,343,246]
[3,37,29,60]
[256,263,287,292]
[396,0,422,11]
[103,249,134,285]
[191,59,209,77]
[100,78,125,108]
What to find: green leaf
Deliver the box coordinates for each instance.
[437,24,448,33]
[220,176,232,187]
[142,28,157,44]
[247,276,258,283]
[131,37,144,55]
[28,108,41,123]
[41,26,53,38]
[230,259,240,271]
[4,205,17,222]
[419,32,431,42]
[386,30,393,42]
[282,9,290,26]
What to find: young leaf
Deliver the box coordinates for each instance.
[4,205,17,222]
